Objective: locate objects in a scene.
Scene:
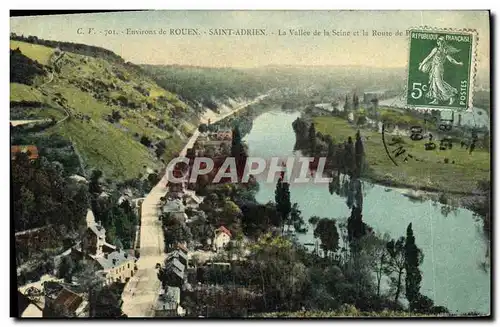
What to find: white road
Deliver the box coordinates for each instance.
[120,94,268,317]
[10,119,50,126]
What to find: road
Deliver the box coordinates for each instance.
[10,119,51,126]
[120,94,268,317]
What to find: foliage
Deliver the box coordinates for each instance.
[198,123,208,133]
[311,115,489,194]
[404,223,424,311]
[309,216,340,258]
[141,64,273,104]
[162,212,192,250]
[10,47,47,84]
[11,153,88,233]
[89,170,138,248]
[275,178,292,234]
[386,236,406,303]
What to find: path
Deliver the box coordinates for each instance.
[10,119,51,127]
[120,94,269,317]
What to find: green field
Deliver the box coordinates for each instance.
[10,83,45,103]
[10,40,54,65]
[313,116,490,194]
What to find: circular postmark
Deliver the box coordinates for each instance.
[381,108,482,166]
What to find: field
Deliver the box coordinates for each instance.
[10,40,54,65]
[10,83,45,103]
[313,115,490,194]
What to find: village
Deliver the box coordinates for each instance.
[15,113,253,318]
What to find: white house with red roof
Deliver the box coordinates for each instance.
[213,226,232,252]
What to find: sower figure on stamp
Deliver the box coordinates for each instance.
[418,36,463,106]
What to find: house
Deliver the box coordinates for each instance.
[11,145,39,161]
[163,258,186,287]
[167,250,188,267]
[155,286,184,317]
[175,243,189,255]
[213,226,232,252]
[90,249,137,285]
[80,221,137,285]
[215,129,232,141]
[182,192,203,208]
[43,282,88,317]
[82,222,116,257]
[163,199,185,214]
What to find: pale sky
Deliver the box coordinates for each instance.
[10,10,490,70]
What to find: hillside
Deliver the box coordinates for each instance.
[141,64,275,110]
[10,39,206,180]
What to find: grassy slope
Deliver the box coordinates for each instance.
[10,40,54,65]
[10,40,193,180]
[313,114,490,194]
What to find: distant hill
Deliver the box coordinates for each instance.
[141,64,274,109]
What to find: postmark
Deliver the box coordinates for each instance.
[405,28,478,111]
[382,108,482,167]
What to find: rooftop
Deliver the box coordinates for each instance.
[91,249,135,271]
[163,199,185,213]
[11,145,39,160]
[215,226,232,237]
[167,250,188,262]
[88,222,106,238]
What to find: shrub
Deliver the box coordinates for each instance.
[140,135,152,147]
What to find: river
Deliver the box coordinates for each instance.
[243,108,490,315]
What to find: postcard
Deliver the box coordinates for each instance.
[10,10,491,318]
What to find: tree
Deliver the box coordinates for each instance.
[275,178,291,235]
[347,206,366,245]
[89,169,103,194]
[140,135,152,147]
[354,130,365,178]
[343,94,350,111]
[361,233,390,297]
[308,123,317,154]
[74,264,103,317]
[344,136,355,176]
[198,123,208,133]
[220,199,243,231]
[94,283,126,317]
[248,233,308,312]
[386,236,406,303]
[404,223,423,311]
[309,217,340,258]
[58,256,75,283]
[353,93,360,110]
[11,153,88,234]
[231,125,247,180]
[288,203,307,234]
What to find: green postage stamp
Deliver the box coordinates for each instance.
[406,28,477,111]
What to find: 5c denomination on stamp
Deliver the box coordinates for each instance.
[406,28,477,112]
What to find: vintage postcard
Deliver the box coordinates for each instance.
[10,10,491,319]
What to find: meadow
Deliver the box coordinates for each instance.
[313,115,490,194]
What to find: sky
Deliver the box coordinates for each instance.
[10,10,490,70]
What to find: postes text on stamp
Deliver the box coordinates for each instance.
[406,28,476,111]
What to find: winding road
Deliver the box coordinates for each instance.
[120,94,269,317]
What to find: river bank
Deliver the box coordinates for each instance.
[243,108,490,315]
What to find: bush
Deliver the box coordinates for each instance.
[198,123,208,133]
[140,135,152,147]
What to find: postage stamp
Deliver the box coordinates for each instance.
[406,28,477,111]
